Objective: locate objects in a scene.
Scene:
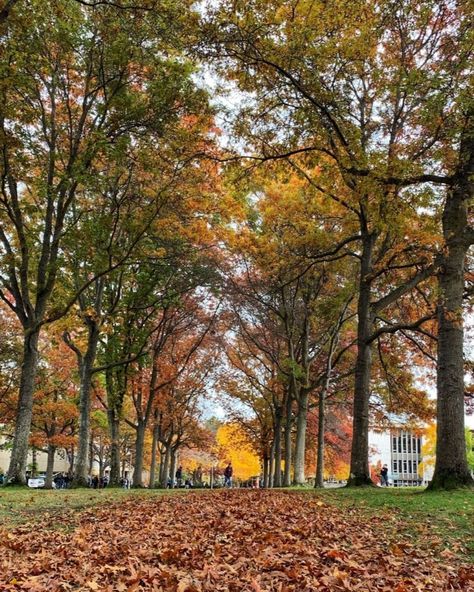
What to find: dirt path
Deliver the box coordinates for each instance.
[0,490,472,591]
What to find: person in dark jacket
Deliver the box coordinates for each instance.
[224,463,233,488]
[380,464,389,486]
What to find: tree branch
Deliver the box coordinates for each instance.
[371,260,440,314]
[368,313,435,344]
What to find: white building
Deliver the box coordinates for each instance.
[369,428,431,486]
[0,435,69,478]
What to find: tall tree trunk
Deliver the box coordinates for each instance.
[348,234,375,486]
[149,422,160,488]
[31,447,37,477]
[273,408,282,487]
[263,454,269,488]
[89,437,94,474]
[283,391,293,487]
[429,117,474,490]
[6,329,40,485]
[108,407,121,486]
[133,420,146,487]
[67,446,75,475]
[315,389,326,488]
[73,321,100,487]
[159,450,165,484]
[160,445,171,488]
[170,447,177,487]
[45,444,56,489]
[269,439,275,488]
[294,390,309,485]
[99,455,105,480]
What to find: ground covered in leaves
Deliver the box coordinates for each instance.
[0,490,473,591]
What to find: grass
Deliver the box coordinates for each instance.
[307,486,474,562]
[0,485,472,562]
[0,486,184,528]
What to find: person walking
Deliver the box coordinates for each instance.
[224,463,233,488]
[380,464,389,486]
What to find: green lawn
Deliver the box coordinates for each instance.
[307,486,474,562]
[0,486,185,528]
[1,485,472,562]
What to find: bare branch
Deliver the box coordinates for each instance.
[368,313,435,343]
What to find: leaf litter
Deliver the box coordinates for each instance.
[0,490,472,591]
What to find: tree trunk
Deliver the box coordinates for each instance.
[315,388,326,488]
[99,455,104,480]
[170,448,177,487]
[6,329,40,485]
[31,447,38,477]
[45,444,56,489]
[159,450,165,484]
[133,420,146,487]
[67,446,75,475]
[160,445,171,488]
[108,408,121,486]
[429,119,474,490]
[149,422,160,488]
[89,437,94,474]
[262,454,268,488]
[294,390,309,485]
[269,439,275,488]
[73,321,100,487]
[283,391,293,487]
[273,408,282,487]
[348,234,375,487]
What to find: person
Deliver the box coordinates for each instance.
[380,464,389,486]
[175,465,183,488]
[224,463,233,488]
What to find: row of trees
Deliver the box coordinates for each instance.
[204,0,474,489]
[0,0,472,489]
[0,0,230,486]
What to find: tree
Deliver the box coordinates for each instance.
[420,423,474,479]
[216,423,261,481]
[30,336,78,489]
[202,0,472,486]
[429,105,474,489]
[1,0,211,483]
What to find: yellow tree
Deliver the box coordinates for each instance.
[216,423,261,481]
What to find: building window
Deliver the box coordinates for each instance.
[417,438,421,453]
[399,460,402,474]
[403,460,407,473]
[408,460,412,474]
[407,437,411,453]
[392,436,397,453]
[402,434,407,453]
[398,436,402,453]
[393,460,397,473]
